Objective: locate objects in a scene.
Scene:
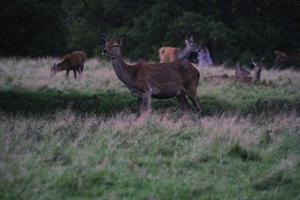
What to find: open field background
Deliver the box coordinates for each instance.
[0,58,300,199]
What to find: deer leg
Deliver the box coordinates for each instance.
[188,96,201,112]
[141,93,151,114]
[79,65,84,78]
[73,69,77,79]
[185,89,202,112]
[66,70,70,78]
[176,93,191,111]
[137,97,142,108]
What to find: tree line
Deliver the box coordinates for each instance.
[0,0,299,65]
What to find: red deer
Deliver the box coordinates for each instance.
[235,63,250,77]
[203,63,249,81]
[203,74,229,81]
[204,58,263,83]
[197,46,213,67]
[159,35,200,63]
[102,35,201,114]
[50,51,86,79]
[231,58,264,83]
[274,50,300,69]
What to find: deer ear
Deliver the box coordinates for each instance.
[251,57,256,65]
[275,50,286,56]
[118,35,125,46]
[103,36,110,43]
[185,32,194,42]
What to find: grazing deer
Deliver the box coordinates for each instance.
[274,50,300,69]
[102,35,201,114]
[50,51,86,79]
[159,35,200,63]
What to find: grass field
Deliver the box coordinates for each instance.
[0,58,300,199]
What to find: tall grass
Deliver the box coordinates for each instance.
[0,58,300,199]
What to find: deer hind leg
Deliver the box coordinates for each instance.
[185,89,201,112]
[176,93,191,111]
[189,96,201,112]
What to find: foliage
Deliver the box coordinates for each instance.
[0,1,299,65]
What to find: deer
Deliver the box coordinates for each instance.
[203,63,249,81]
[204,58,263,83]
[274,50,300,69]
[197,46,213,67]
[231,58,264,83]
[50,51,86,79]
[102,35,201,115]
[158,34,200,63]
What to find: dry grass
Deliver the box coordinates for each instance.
[0,58,300,199]
[1,58,300,93]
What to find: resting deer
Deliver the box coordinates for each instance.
[274,50,300,69]
[204,58,263,83]
[102,35,201,114]
[50,51,86,79]
[159,34,200,63]
[232,58,263,83]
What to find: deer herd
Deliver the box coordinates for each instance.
[50,34,299,114]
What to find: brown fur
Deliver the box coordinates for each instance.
[51,51,86,79]
[159,47,179,63]
[203,74,229,81]
[102,35,201,114]
[204,58,263,84]
[158,35,199,63]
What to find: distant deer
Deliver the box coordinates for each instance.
[204,63,249,81]
[232,58,264,83]
[50,51,86,79]
[102,35,201,114]
[235,62,250,77]
[159,34,200,63]
[197,46,213,67]
[274,50,300,69]
[204,58,263,83]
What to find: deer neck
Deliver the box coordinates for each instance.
[254,71,261,82]
[176,46,191,61]
[111,55,134,87]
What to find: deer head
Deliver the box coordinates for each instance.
[50,63,59,77]
[235,62,250,77]
[102,35,125,59]
[251,57,264,82]
[184,34,199,52]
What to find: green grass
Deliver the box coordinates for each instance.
[0,58,300,199]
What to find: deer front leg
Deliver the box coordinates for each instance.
[141,92,151,115]
[73,69,77,79]
[77,65,84,79]
[66,70,70,78]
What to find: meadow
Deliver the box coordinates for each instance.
[0,58,300,199]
